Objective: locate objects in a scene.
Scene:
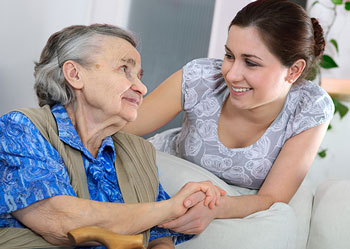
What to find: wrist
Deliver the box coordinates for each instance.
[163,199,181,222]
[213,195,230,219]
[148,236,174,249]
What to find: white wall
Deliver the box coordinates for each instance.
[0,0,130,115]
[208,0,252,59]
[208,0,350,191]
[304,0,350,191]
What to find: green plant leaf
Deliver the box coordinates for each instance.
[345,2,350,10]
[333,97,339,115]
[333,98,349,119]
[318,149,327,158]
[305,63,319,81]
[327,123,332,130]
[311,1,319,8]
[330,39,339,53]
[337,102,349,118]
[320,55,338,68]
[331,0,342,5]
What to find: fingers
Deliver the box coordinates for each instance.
[179,181,226,210]
[214,186,227,206]
[160,202,214,234]
[197,181,223,209]
[183,191,205,208]
[159,212,191,230]
[217,186,227,196]
[162,218,200,234]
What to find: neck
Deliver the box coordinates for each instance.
[224,94,288,128]
[65,101,125,158]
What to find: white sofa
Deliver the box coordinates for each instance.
[156,151,350,249]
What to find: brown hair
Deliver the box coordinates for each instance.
[230,0,325,79]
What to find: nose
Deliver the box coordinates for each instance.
[224,61,244,83]
[131,78,148,96]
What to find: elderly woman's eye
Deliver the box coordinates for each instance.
[120,65,128,72]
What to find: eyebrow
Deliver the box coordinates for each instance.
[224,45,263,61]
[121,57,144,78]
[121,58,136,67]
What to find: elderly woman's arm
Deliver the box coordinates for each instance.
[148,237,174,249]
[12,181,218,246]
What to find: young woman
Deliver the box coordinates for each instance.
[123,0,334,248]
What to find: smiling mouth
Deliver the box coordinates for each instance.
[123,97,140,106]
[231,87,252,92]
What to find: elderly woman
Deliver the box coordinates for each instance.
[0,24,223,249]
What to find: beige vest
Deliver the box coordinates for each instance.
[0,105,158,249]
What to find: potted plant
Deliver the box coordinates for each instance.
[307,0,350,157]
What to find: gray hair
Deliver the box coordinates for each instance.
[34,24,137,107]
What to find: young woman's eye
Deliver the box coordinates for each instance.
[224,53,234,60]
[246,60,258,67]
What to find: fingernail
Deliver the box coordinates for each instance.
[184,200,192,207]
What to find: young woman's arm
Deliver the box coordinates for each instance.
[123,69,183,136]
[160,121,329,233]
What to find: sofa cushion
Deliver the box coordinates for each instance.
[307,180,350,249]
[156,151,312,249]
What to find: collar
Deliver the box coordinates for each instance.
[51,104,115,161]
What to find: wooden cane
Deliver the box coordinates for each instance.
[68,226,144,249]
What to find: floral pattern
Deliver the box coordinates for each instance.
[149,58,334,189]
[0,104,191,247]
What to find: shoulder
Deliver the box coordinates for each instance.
[182,58,223,85]
[289,80,334,119]
[0,110,55,154]
[181,58,226,111]
[0,111,38,137]
[113,131,156,158]
[285,80,334,137]
[0,110,63,177]
[116,131,154,147]
[182,58,223,79]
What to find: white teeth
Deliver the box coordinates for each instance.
[232,87,251,92]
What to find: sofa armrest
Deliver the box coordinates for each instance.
[307,180,350,249]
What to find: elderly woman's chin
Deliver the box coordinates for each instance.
[120,103,140,123]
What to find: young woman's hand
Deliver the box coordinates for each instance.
[159,200,217,234]
[184,182,226,209]
[169,181,226,219]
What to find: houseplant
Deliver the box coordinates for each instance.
[307,0,350,157]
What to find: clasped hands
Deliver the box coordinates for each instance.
[162,181,226,234]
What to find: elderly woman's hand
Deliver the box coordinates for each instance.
[169,181,225,218]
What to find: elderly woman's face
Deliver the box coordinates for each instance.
[78,36,147,124]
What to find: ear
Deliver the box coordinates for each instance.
[285,59,306,84]
[62,60,84,90]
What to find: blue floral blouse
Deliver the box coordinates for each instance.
[0,104,191,248]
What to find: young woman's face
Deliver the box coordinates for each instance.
[221,25,291,111]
